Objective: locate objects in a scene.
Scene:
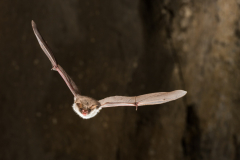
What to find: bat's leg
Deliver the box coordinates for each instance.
[51,65,58,71]
[135,104,138,111]
[134,96,138,111]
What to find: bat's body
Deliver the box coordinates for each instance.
[31,21,187,119]
[73,95,101,119]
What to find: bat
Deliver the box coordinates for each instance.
[31,20,187,119]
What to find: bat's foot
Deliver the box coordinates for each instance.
[135,103,138,111]
[51,65,58,71]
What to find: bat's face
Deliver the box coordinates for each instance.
[72,95,102,119]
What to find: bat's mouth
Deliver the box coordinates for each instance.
[81,109,89,116]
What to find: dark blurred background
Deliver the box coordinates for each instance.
[1,0,240,160]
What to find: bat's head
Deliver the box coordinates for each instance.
[72,95,102,119]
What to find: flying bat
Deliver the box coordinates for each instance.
[31,20,187,119]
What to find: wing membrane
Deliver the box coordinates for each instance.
[137,90,186,106]
[32,20,80,96]
[99,90,187,108]
[99,96,136,108]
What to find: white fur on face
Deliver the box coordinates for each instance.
[72,103,102,119]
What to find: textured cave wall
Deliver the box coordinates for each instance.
[170,1,240,159]
[0,0,240,160]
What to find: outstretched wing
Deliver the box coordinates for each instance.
[99,96,136,108]
[32,20,80,96]
[99,90,187,108]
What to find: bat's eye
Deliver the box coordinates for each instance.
[76,103,83,109]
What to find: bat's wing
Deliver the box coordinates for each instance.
[99,90,187,108]
[32,20,80,96]
[99,96,136,108]
[136,90,186,106]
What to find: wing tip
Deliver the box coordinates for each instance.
[175,90,187,98]
[182,90,187,95]
[31,20,36,28]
